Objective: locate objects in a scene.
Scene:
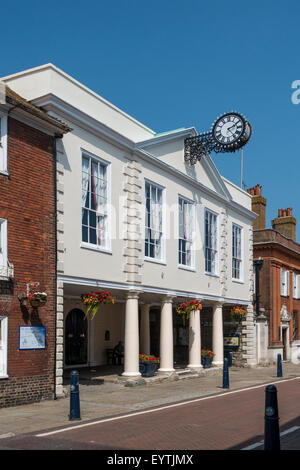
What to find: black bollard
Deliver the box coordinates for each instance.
[69,370,81,421]
[222,357,229,389]
[277,353,283,377]
[264,385,280,450]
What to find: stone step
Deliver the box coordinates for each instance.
[175,369,200,380]
[177,373,199,380]
[176,368,193,375]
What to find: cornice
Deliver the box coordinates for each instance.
[31,93,136,152]
[253,240,300,258]
[59,274,252,305]
[136,127,197,148]
[2,63,156,137]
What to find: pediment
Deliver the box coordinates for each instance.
[137,131,232,202]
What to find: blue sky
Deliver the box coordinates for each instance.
[2,0,300,239]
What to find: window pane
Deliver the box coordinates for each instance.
[82,209,88,226]
[82,225,88,243]
[89,210,96,228]
[89,227,97,245]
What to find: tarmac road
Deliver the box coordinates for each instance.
[1,375,300,451]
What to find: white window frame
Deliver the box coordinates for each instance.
[80,150,111,253]
[178,195,195,270]
[280,268,290,297]
[0,113,8,175]
[293,273,297,299]
[232,223,243,281]
[144,179,165,263]
[205,209,218,275]
[0,218,7,271]
[293,273,300,299]
[0,316,8,379]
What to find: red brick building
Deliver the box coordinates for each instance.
[0,84,70,407]
[247,185,300,363]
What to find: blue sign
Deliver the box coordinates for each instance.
[19,326,46,350]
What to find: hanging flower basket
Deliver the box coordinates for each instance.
[176,300,202,325]
[230,305,247,320]
[29,292,47,308]
[81,291,115,319]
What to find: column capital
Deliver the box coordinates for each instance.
[212,301,224,308]
[161,294,175,304]
[125,290,141,300]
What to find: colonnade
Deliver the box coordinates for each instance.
[122,291,224,377]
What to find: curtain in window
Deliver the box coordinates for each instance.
[183,202,187,240]
[82,157,89,209]
[151,187,159,240]
[91,162,103,246]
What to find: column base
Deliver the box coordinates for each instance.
[121,371,141,377]
[212,361,223,367]
[187,364,203,370]
[157,368,175,374]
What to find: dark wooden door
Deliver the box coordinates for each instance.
[65,309,88,365]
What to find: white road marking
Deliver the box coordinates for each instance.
[36,376,300,438]
[0,433,15,439]
[241,426,300,450]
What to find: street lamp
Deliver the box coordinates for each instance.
[254,257,264,316]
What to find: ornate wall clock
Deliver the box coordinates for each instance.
[184,111,252,164]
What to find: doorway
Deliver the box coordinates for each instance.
[65,309,88,366]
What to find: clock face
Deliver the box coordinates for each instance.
[212,113,245,146]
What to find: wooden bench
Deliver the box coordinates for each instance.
[106,348,115,365]
[106,348,124,365]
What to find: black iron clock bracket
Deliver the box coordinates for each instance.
[184,112,252,165]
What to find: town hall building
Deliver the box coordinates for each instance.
[1,64,257,399]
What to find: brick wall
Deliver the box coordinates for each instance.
[0,117,56,408]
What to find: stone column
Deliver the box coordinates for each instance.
[256,309,269,365]
[122,291,141,377]
[188,308,202,370]
[140,304,150,355]
[158,295,175,373]
[212,302,224,366]
[88,314,96,366]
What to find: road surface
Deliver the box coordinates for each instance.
[1,377,300,451]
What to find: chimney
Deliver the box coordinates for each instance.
[247,184,267,230]
[271,207,296,241]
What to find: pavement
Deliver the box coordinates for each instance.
[0,362,300,450]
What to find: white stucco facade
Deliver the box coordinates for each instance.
[2,64,257,394]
